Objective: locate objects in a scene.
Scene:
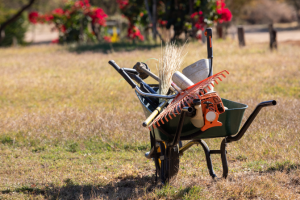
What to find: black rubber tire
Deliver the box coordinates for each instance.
[154,141,180,183]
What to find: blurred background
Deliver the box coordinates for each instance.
[0,0,299,46]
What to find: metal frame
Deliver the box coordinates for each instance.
[154,100,276,179]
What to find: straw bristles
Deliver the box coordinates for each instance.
[158,42,187,95]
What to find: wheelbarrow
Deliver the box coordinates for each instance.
[108,28,276,183]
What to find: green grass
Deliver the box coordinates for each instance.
[0,40,300,199]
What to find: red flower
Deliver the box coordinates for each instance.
[61,25,66,33]
[43,14,54,22]
[127,25,144,41]
[191,12,198,18]
[28,12,39,24]
[217,8,232,23]
[158,19,167,26]
[51,38,59,43]
[90,8,108,26]
[74,1,84,8]
[216,0,225,9]
[103,36,111,42]
[116,0,129,9]
[52,8,64,15]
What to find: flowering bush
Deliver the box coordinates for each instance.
[28,0,108,44]
[117,0,232,41]
[116,0,146,41]
[191,0,232,33]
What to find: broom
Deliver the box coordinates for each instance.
[157,42,187,96]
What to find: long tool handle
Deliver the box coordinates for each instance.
[143,100,168,127]
[109,60,136,89]
[205,28,213,77]
[135,63,161,82]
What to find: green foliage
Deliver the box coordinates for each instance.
[0,10,28,46]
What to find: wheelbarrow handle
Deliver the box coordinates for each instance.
[109,60,137,89]
[226,100,277,143]
[110,60,179,99]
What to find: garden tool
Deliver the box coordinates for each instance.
[148,70,229,130]
[133,62,182,93]
[197,92,225,131]
[172,71,194,90]
[182,59,210,83]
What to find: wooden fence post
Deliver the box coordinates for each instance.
[237,26,246,47]
[269,24,277,50]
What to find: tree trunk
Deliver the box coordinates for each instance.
[152,0,157,42]
[0,0,35,44]
[144,0,164,43]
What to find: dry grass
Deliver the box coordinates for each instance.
[0,40,299,199]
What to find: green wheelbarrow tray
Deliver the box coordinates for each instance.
[136,87,276,180]
[139,96,248,143]
[136,85,276,144]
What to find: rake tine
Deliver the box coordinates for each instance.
[164,116,169,122]
[176,106,180,114]
[157,121,160,127]
[172,111,176,117]
[218,77,222,81]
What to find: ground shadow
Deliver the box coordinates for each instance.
[265,162,300,173]
[1,175,161,200]
[69,42,161,54]
[244,25,300,33]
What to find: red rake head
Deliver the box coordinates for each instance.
[148,70,229,129]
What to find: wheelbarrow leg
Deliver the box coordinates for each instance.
[198,139,228,179]
[199,140,217,178]
[220,139,228,178]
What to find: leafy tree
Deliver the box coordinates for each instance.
[0,0,35,45]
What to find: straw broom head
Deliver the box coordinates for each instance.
[158,42,187,95]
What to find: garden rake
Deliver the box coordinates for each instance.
[148,69,229,130]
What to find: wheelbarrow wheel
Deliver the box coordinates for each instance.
[154,141,180,183]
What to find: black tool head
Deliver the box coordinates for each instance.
[133,62,150,80]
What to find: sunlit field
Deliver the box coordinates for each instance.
[0,40,299,199]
